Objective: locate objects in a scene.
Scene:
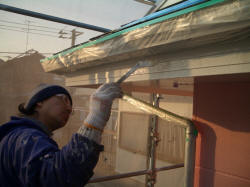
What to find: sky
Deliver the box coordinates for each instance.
[0,0,152,61]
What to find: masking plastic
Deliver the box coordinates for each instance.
[41,0,250,75]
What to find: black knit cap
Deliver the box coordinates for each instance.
[25,84,72,112]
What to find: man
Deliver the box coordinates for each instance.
[0,83,122,187]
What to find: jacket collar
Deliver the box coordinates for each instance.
[0,116,53,142]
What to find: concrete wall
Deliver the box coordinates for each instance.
[193,73,250,187]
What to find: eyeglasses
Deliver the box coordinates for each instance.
[55,94,71,106]
[55,94,74,115]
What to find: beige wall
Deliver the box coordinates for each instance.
[0,53,64,124]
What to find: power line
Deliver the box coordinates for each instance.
[0,19,73,32]
[0,51,54,54]
[0,24,61,34]
[0,4,110,33]
[0,27,59,38]
[25,20,30,52]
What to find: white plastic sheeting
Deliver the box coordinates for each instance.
[41,0,250,74]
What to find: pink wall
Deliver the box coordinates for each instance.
[193,73,250,187]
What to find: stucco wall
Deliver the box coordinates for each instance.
[193,73,250,187]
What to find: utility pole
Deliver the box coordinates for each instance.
[58,29,83,47]
[70,29,83,47]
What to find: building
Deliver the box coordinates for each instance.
[41,0,250,186]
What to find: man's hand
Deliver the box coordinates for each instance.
[84,83,123,131]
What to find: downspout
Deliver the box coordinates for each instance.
[122,93,197,187]
[184,119,196,187]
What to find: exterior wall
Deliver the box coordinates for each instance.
[0,53,65,124]
[193,73,250,187]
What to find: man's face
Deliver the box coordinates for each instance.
[37,94,72,131]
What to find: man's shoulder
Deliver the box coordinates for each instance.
[0,119,59,153]
[0,117,51,142]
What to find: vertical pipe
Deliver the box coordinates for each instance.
[145,108,151,185]
[184,123,196,187]
[146,93,160,187]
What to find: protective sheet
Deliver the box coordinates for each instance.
[119,112,186,163]
[116,92,189,186]
[41,0,250,74]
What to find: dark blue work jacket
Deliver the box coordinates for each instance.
[0,116,103,187]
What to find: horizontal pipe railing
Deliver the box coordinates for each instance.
[88,163,184,183]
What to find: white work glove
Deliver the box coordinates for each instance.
[84,83,123,131]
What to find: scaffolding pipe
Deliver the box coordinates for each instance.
[0,3,111,33]
[184,121,196,187]
[122,94,196,187]
[88,163,184,183]
[146,93,160,187]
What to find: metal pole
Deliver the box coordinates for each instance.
[71,29,76,47]
[0,3,111,33]
[88,163,184,183]
[184,122,196,187]
[146,93,160,187]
